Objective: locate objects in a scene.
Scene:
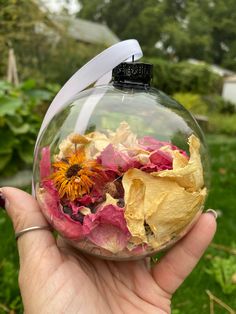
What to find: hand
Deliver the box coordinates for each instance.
[1,187,216,314]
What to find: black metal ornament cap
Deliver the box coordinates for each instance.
[112,62,153,86]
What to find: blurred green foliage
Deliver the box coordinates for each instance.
[79,0,236,71]
[173,93,208,115]
[0,259,22,312]
[208,113,236,135]
[171,92,236,135]
[0,79,58,177]
[206,255,236,294]
[148,58,223,95]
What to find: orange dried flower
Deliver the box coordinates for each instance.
[51,148,102,201]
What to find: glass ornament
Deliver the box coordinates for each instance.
[33,61,209,261]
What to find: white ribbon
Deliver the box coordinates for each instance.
[35,39,143,149]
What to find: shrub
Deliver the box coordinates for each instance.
[203,94,236,114]
[0,80,58,177]
[208,113,236,135]
[145,58,223,95]
[172,92,208,115]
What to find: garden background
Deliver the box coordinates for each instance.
[0,0,236,313]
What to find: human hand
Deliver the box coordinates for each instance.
[1,187,216,314]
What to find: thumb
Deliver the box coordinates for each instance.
[0,187,56,266]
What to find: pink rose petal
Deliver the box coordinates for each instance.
[98,144,139,173]
[39,147,51,180]
[83,204,131,253]
[38,180,84,240]
[141,163,172,173]
[138,136,168,151]
[149,149,172,166]
[87,224,130,254]
[138,136,188,158]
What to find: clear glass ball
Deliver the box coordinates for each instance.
[33,83,209,260]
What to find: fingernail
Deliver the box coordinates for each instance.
[0,189,6,210]
[206,209,218,220]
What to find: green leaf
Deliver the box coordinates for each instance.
[206,255,236,294]
[7,122,30,134]
[0,96,23,116]
[0,129,17,154]
[17,142,34,164]
[0,80,12,93]
[5,116,30,134]
[20,79,36,90]
[0,153,12,171]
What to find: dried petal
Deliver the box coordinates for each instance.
[39,147,51,180]
[86,132,110,158]
[98,144,138,173]
[69,133,91,144]
[103,193,118,206]
[138,136,169,151]
[123,165,206,248]
[123,178,146,244]
[152,134,204,191]
[109,121,138,147]
[37,180,84,240]
[58,138,75,159]
[149,149,172,166]
[83,204,131,253]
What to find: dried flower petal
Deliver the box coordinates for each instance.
[69,133,91,144]
[58,138,75,159]
[123,134,206,248]
[39,146,51,180]
[98,144,139,173]
[123,178,146,244]
[83,204,131,253]
[37,181,84,240]
[86,132,110,158]
[138,136,168,151]
[109,121,138,147]
[152,134,204,191]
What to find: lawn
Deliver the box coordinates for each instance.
[172,134,236,313]
[0,134,236,313]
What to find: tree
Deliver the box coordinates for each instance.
[0,0,103,83]
[77,0,236,70]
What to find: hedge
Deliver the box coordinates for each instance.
[145,58,223,95]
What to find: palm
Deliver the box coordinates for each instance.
[3,188,216,314]
[21,240,170,314]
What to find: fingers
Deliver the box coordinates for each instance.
[152,212,217,295]
[1,187,56,266]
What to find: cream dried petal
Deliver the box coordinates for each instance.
[103,193,118,206]
[136,152,150,165]
[110,121,138,147]
[58,138,74,159]
[86,131,110,157]
[145,188,206,246]
[123,177,147,244]
[172,150,189,169]
[151,134,204,191]
[123,168,206,249]
[69,133,91,145]
[80,207,91,215]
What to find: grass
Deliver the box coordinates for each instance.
[172,134,236,313]
[0,133,236,313]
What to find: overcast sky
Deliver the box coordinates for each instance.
[39,0,81,14]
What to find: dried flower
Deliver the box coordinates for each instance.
[51,148,102,201]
